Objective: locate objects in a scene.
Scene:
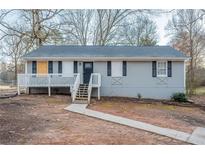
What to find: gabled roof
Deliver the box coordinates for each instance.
[23,45,188,60]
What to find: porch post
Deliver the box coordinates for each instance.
[17,83,20,95]
[48,75,51,96]
[17,86,20,95]
[98,87,100,100]
[25,61,30,94]
[48,87,51,96]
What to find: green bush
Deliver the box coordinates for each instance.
[171,92,188,102]
[137,93,142,99]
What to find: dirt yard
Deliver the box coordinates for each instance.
[89,97,205,134]
[0,95,190,145]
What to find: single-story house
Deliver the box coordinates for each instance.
[17,45,188,103]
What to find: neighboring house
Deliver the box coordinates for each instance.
[17,45,188,102]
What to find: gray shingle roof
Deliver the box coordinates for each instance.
[23,45,188,60]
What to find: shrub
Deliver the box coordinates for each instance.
[171,92,188,102]
[137,93,142,99]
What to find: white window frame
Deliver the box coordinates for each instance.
[111,61,122,77]
[157,61,167,77]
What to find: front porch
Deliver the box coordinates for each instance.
[17,73,101,103]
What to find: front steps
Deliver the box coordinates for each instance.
[74,84,88,104]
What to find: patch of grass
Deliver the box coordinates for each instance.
[140,103,177,111]
[195,87,205,95]
[99,102,115,108]
[45,97,68,104]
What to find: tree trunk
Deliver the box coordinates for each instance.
[189,37,195,95]
[32,9,42,47]
[14,56,18,82]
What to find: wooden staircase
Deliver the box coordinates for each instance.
[74,84,88,103]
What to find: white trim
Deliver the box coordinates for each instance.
[23,56,188,61]
[157,61,167,77]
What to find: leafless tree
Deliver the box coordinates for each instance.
[1,31,28,80]
[92,9,135,45]
[0,9,63,80]
[118,15,158,46]
[60,10,94,45]
[166,9,205,95]
[0,9,161,82]
[59,9,157,46]
[0,9,62,48]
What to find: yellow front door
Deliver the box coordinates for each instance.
[37,61,48,74]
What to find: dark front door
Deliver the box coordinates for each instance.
[83,62,93,84]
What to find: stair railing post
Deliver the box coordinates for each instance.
[98,87,100,100]
[48,74,51,96]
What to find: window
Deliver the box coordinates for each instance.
[157,61,167,77]
[32,61,37,74]
[48,61,53,74]
[111,61,122,77]
[58,61,62,73]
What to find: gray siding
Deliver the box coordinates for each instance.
[26,60,185,99]
[92,61,185,99]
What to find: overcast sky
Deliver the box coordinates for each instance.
[154,13,172,45]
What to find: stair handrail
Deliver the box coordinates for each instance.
[72,73,80,102]
[88,73,93,103]
[87,73,101,103]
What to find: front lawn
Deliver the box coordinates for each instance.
[0,95,188,144]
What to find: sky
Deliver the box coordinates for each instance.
[154,13,172,45]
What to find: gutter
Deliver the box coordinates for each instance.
[23,56,189,61]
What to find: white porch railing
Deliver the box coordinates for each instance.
[17,73,101,103]
[17,73,76,95]
[71,73,80,102]
[88,73,101,103]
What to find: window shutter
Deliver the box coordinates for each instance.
[122,61,127,76]
[152,61,157,77]
[48,61,53,74]
[168,61,172,77]
[58,61,62,73]
[74,61,78,73]
[107,61,111,76]
[32,61,37,74]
